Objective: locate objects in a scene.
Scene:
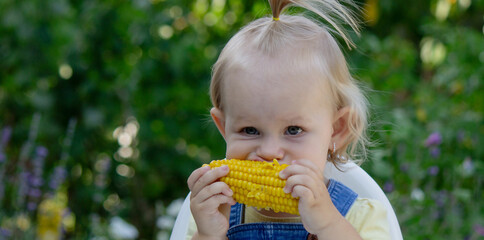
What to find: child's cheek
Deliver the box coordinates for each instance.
[225,142,249,159]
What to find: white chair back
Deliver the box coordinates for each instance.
[170,192,192,240]
[170,161,403,240]
[324,161,403,240]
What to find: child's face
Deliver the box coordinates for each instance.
[211,56,339,172]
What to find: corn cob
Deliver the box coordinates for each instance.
[206,159,299,215]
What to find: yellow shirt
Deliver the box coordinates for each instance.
[186,198,390,239]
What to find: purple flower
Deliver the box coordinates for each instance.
[383,182,394,193]
[457,130,465,143]
[463,157,474,175]
[28,175,43,187]
[28,188,42,198]
[27,202,38,211]
[0,126,12,148]
[428,166,439,176]
[49,166,68,190]
[0,227,12,237]
[431,210,443,220]
[17,171,30,202]
[425,132,442,147]
[0,152,5,163]
[430,147,441,158]
[400,163,409,173]
[35,146,48,158]
[30,146,47,193]
[432,190,447,207]
[474,224,484,236]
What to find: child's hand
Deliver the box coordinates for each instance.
[187,165,236,239]
[279,159,341,235]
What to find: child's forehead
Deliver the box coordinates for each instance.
[222,63,334,117]
[223,53,330,97]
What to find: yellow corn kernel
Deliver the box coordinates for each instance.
[207,159,299,215]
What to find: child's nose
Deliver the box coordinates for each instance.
[256,138,283,161]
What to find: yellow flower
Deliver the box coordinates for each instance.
[364,0,379,26]
[15,214,31,231]
[416,108,427,122]
[36,195,65,240]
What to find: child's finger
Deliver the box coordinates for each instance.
[196,181,233,203]
[292,185,315,203]
[283,173,319,196]
[279,163,308,179]
[191,194,236,214]
[187,165,211,190]
[190,165,230,196]
[204,194,236,209]
[280,162,322,183]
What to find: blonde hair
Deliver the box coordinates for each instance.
[210,0,369,164]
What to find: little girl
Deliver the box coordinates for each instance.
[186,0,390,239]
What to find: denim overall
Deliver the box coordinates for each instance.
[226,179,358,240]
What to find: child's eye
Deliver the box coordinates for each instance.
[286,126,302,135]
[242,127,259,135]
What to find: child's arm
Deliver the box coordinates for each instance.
[187,165,236,240]
[280,159,363,240]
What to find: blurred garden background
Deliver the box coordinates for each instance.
[0,0,483,239]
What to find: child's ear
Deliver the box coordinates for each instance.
[331,106,350,150]
[210,107,226,139]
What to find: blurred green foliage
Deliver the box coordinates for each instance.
[0,0,483,239]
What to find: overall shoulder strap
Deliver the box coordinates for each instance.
[229,203,244,227]
[327,179,358,217]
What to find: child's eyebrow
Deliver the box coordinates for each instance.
[230,113,311,125]
[230,115,256,124]
[286,116,306,123]
[275,115,310,124]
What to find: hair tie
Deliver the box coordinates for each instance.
[273,17,280,21]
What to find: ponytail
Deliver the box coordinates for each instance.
[267,0,361,48]
[268,0,291,20]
